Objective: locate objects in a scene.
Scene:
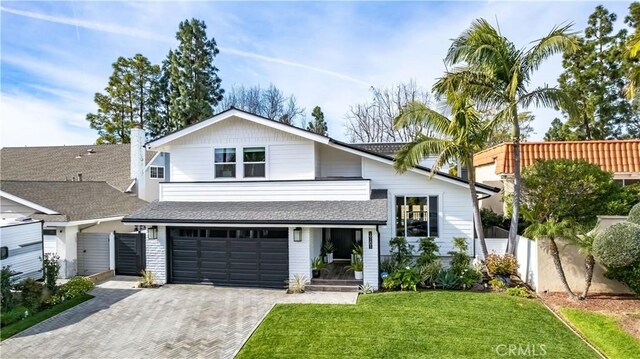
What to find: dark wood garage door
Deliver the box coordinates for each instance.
[168,227,289,288]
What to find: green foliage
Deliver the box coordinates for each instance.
[306,106,328,135]
[19,279,44,311]
[352,244,363,257]
[448,237,470,275]
[480,208,509,230]
[521,159,616,227]
[416,237,439,266]
[593,222,640,268]
[167,18,224,128]
[42,253,60,292]
[382,267,422,291]
[322,240,335,254]
[548,5,638,140]
[458,268,483,289]
[0,266,17,312]
[379,258,397,274]
[311,257,327,271]
[346,257,364,272]
[0,305,28,328]
[48,277,94,306]
[358,283,374,295]
[604,262,640,294]
[434,269,461,290]
[489,278,506,290]
[628,202,640,225]
[389,237,414,268]
[506,286,534,298]
[87,54,161,144]
[603,184,640,216]
[485,253,519,276]
[417,261,443,287]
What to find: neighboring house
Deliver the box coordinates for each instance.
[474,140,640,214]
[0,218,43,282]
[123,108,498,290]
[0,143,160,278]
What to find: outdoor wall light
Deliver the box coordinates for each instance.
[293,227,302,242]
[368,231,373,249]
[148,226,158,240]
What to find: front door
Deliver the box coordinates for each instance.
[329,229,361,260]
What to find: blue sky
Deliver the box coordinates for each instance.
[0,1,635,147]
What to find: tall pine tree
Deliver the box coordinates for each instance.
[306,106,328,135]
[167,19,223,128]
[547,5,632,140]
[87,54,160,144]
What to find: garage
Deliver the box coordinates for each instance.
[168,227,289,288]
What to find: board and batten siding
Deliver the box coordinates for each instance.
[317,144,362,178]
[362,158,474,255]
[160,180,370,202]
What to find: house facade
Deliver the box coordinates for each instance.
[124,108,498,290]
[474,140,640,214]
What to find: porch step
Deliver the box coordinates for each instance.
[311,278,363,286]
[306,284,360,292]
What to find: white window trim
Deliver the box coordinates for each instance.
[393,194,442,239]
[242,146,267,179]
[149,166,165,180]
[214,147,237,179]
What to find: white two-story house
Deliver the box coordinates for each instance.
[123,108,498,290]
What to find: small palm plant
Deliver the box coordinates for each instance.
[139,269,156,288]
[311,257,327,278]
[573,228,597,300]
[347,257,364,280]
[323,240,335,263]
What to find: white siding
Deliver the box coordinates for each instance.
[43,235,57,254]
[146,226,167,284]
[171,146,214,181]
[362,226,379,290]
[310,227,322,261]
[362,158,474,256]
[269,143,315,180]
[288,227,312,280]
[0,221,43,281]
[317,145,362,178]
[0,197,36,218]
[160,179,370,202]
[77,232,110,276]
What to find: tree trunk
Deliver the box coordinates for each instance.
[549,238,577,299]
[468,155,489,259]
[507,105,520,255]
[580,254,595,300]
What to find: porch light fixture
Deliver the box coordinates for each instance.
[293,227,302,242]
[147,226,158,240]
[368,231,373,249]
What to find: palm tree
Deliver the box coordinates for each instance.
[626,32,640,99]
[433,19,578,255]
[523,214,577,299]
[572,228,597,300]
[393,94,492,259]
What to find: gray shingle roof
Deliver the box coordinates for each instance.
[0,144,156,192]
[350,143,407,157]
[0,181,148,222]
[124,190,388,225]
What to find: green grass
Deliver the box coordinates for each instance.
[238,291,597,358]
[0,294,94,341]
[561,308,640,359]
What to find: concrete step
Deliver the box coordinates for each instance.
[311,278,363,286]
[307,284,360,292]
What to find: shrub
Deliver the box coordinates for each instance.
[485,253,519,276]
[49,276,94,305]
[43,253,61,292]
[604,184,640,216]
[489,278,506,290]
[1,266,17,312]
[379,258,397,274]
[604,261,640,295]
[139,269,156,288]
[358,283,374,294]
[481,208,510,230]
[287,274,308,294]
[389,237,414,267]
[506,286,534,298]
[448,237,471,275]
[416,237,439,266]
[0,305,28,327]
[434,269,460,290]
[418,261,442,288]
[593,222,640,268]
[458,268,483,289]
[628,202,640,226]
[383,267,421,291]
[20,278,44,311]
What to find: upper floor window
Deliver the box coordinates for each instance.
[150,166,165,179]
[395,196,439,238]
[215,148,236,178]
[243,147,266,178]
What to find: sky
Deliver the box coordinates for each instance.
[0,1,636,147]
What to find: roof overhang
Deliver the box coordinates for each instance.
[44,216,125,227]
[0,190,59,215]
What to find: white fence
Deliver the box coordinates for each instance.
[475,236,538,290]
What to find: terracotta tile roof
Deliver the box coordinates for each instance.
[473,140,640,175]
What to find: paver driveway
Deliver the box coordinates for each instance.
[0,277,356,359]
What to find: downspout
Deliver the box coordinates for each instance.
[376,224,381,290]
[40,220,45,280]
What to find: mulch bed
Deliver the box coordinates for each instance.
[540,292,640,340]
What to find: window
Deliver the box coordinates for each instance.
[395,196,439,237]
[43,229,57,236]
[243,147,266,178]
[150,166,164,179]
[215,148,236,178]
[0,247,7,260]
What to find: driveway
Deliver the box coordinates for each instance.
[0,277,357,359]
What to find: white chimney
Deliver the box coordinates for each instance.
[130,128,146,198]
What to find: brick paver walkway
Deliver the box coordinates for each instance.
[0,277,357,359]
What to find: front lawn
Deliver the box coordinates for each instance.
[238,291,597,358]
[561,308,640,359]
[1,293,93,341]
